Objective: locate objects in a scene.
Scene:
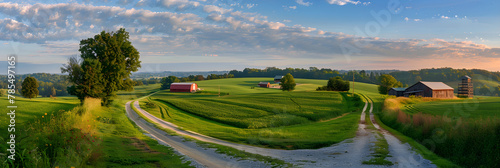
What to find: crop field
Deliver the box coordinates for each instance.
[401,96,500,119]
[141,78,364,149]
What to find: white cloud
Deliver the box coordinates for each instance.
[414,19,421,22]
[246,4,256,9]
[404,17,409,21]
[326,0,361,6]
[0,2,498,67]
[441,15,450,19]
[289,6,297,10]
[296,0,312,6]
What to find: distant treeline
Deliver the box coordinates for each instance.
[131,71,229,79]
[0,73,71,97]
[228,67,500,96]
[136,73,234,86]
[229,67,393,84]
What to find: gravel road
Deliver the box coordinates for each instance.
[126,96,436,168]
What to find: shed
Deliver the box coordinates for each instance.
[274,75,284,83]
[258,82,270,88]
[170,83,198,92]
[404,81,454,98]
[388,88,407,97]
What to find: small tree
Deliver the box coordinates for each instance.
[51,87,56,97]
[280,73,296,91]
[21,76,39,99]
[378,74,403,94]
[326,76,350,91]
[161,76,180,89]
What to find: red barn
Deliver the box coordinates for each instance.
[258,82,270,88]
[404,81,454,98]
[170,83,198,92]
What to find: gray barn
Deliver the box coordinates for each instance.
[404,81,454,98]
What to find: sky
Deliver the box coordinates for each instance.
[0,0,499,74]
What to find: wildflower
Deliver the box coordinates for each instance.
[45,144,48,146]
[45,113,47,115]
[42,116,44,118]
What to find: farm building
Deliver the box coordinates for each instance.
[258,82,270,88]
[274,75,284,83]
[404,81,454,98]
[388,88,407,97]
[457,75,473,98]
[170,83,198,92]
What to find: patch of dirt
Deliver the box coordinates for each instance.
[127,137,163,154]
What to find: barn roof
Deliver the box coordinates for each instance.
[274,75,283,79]
[419,81,454,90]
[171,83,195,85]
[461,75,471,80]
[391,87,407,92]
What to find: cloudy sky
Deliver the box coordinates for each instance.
[1,0,499,73]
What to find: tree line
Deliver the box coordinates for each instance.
[159,73,234,89]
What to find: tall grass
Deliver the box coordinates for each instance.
[2,98,102,168]
[379,97,500,167]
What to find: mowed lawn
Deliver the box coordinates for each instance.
[401,96,500,119]
[142,78,365,149]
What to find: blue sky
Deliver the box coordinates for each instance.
[0,0,499,73]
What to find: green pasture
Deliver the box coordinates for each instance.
[140,78,363,149]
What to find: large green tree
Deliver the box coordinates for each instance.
[21,76,39,99]
[378,74,403,94]
[280,73,296,91]
[62,28,141,105]
[161,76,180,89]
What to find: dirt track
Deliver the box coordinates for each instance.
[125,95,436,167]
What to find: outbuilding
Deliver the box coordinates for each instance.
[274,75,284,83]
[388,88,407,97]
[170,83,198,92]
[258,82,270,88]
[404,81,454,98]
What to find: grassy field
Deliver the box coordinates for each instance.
[0,84,193,168]
[401,96,500,119]
[381,96,499,167]
[350,82,459,168]
[141,78,363,149]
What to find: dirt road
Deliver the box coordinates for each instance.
[126,95,436,167]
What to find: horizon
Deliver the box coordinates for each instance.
[1,0,500,73]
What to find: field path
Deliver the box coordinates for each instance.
[126,95,436,167]
[125,101,271,168]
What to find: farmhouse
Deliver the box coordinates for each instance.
[404,81,454,98]
[170,83,198,92]
[388,88,406,97]
[274,75,284,83]
[258,82,270,88]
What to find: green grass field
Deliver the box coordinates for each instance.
[401,97,500,119]
[140,78,363,149]
[0,85,193,168]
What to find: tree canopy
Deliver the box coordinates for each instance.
[317,76,350,91]
[280,73,296,91]
[161,76,180,89]
[378,74,403,94]
[62,28,141,105]
[21,76,39,99]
